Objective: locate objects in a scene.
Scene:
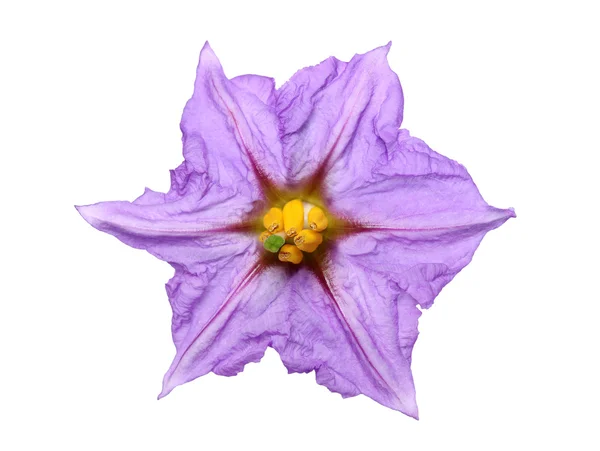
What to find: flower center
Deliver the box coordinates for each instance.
[260,199,329,264]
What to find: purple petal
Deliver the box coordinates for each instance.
[275,44,402,185]
[77,176,256,238]
[183,42,287,193]
[77,191,290,397]
[231,74,276,106]
[77,43,293,401]
[76,193,258,268]
[327,130,513,228]
[327,131,515,308]
[76,187,273,386]
[276,56,347,138]
[160,264,290,398]
[273,264,419,418]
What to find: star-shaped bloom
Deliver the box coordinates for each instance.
[77,42,514,419]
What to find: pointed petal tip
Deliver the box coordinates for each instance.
[75,203,109,230]
[358,42,393,63]
[198,41,220,67]
[388,393,419,419]
[158,371,179,400]
[495,207,516,223]
[201,40,212,52]
[404,405,420,420]
[380,42,392,58]
[158,382,173,400]
[392,399,419,419]
[375,41,392,55]
[75,204,87,224]
[75,203,96,226]
[492,206,517,223]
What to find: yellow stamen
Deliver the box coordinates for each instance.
[282,199,304,238]
[293,229,323,253]
[258,230,271,243]
[263,207,283,233]
[307,206,328,232]
[278,244,303,264]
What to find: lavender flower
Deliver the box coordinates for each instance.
[77,42,514,419]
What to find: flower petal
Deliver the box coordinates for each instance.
[77,171,265,275]
[77,181,255,234]
[337,229,513,314]
[337,218,511,310]
[275,44,402,185]
[327,131,515,309]
[183,42,287,193]
[77,190,289,397]
[231,74,276,106]
[77,43,292,399]
[160,264,289,398]
[273,264,420,418]
[276,56,347,139]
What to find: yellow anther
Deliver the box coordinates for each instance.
[293,229,323,253]
[263,207,283,233]
[258,230,271,243]
[282,199,304,238]
[307,206,328,232]
[278,244,303,264]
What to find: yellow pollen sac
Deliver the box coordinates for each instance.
[307,206,328,232]
[258,230,271,243]
[283,199,304,238]
[293,229,323,253]
[263,207,283,233]
[278,244,303,264]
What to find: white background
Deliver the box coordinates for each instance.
[1,1,598,450]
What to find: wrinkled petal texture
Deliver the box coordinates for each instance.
[276,43,402,186]
[77,43,292,394]
[78,43,514,418]
[76,188,284,391]
[183,43,287,194]
[274,263,420,418]
[160,264,289,398]
[328,130,515,309]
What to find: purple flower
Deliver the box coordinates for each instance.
[77,42,514,419]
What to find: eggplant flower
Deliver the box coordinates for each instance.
[77,42,515,419]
